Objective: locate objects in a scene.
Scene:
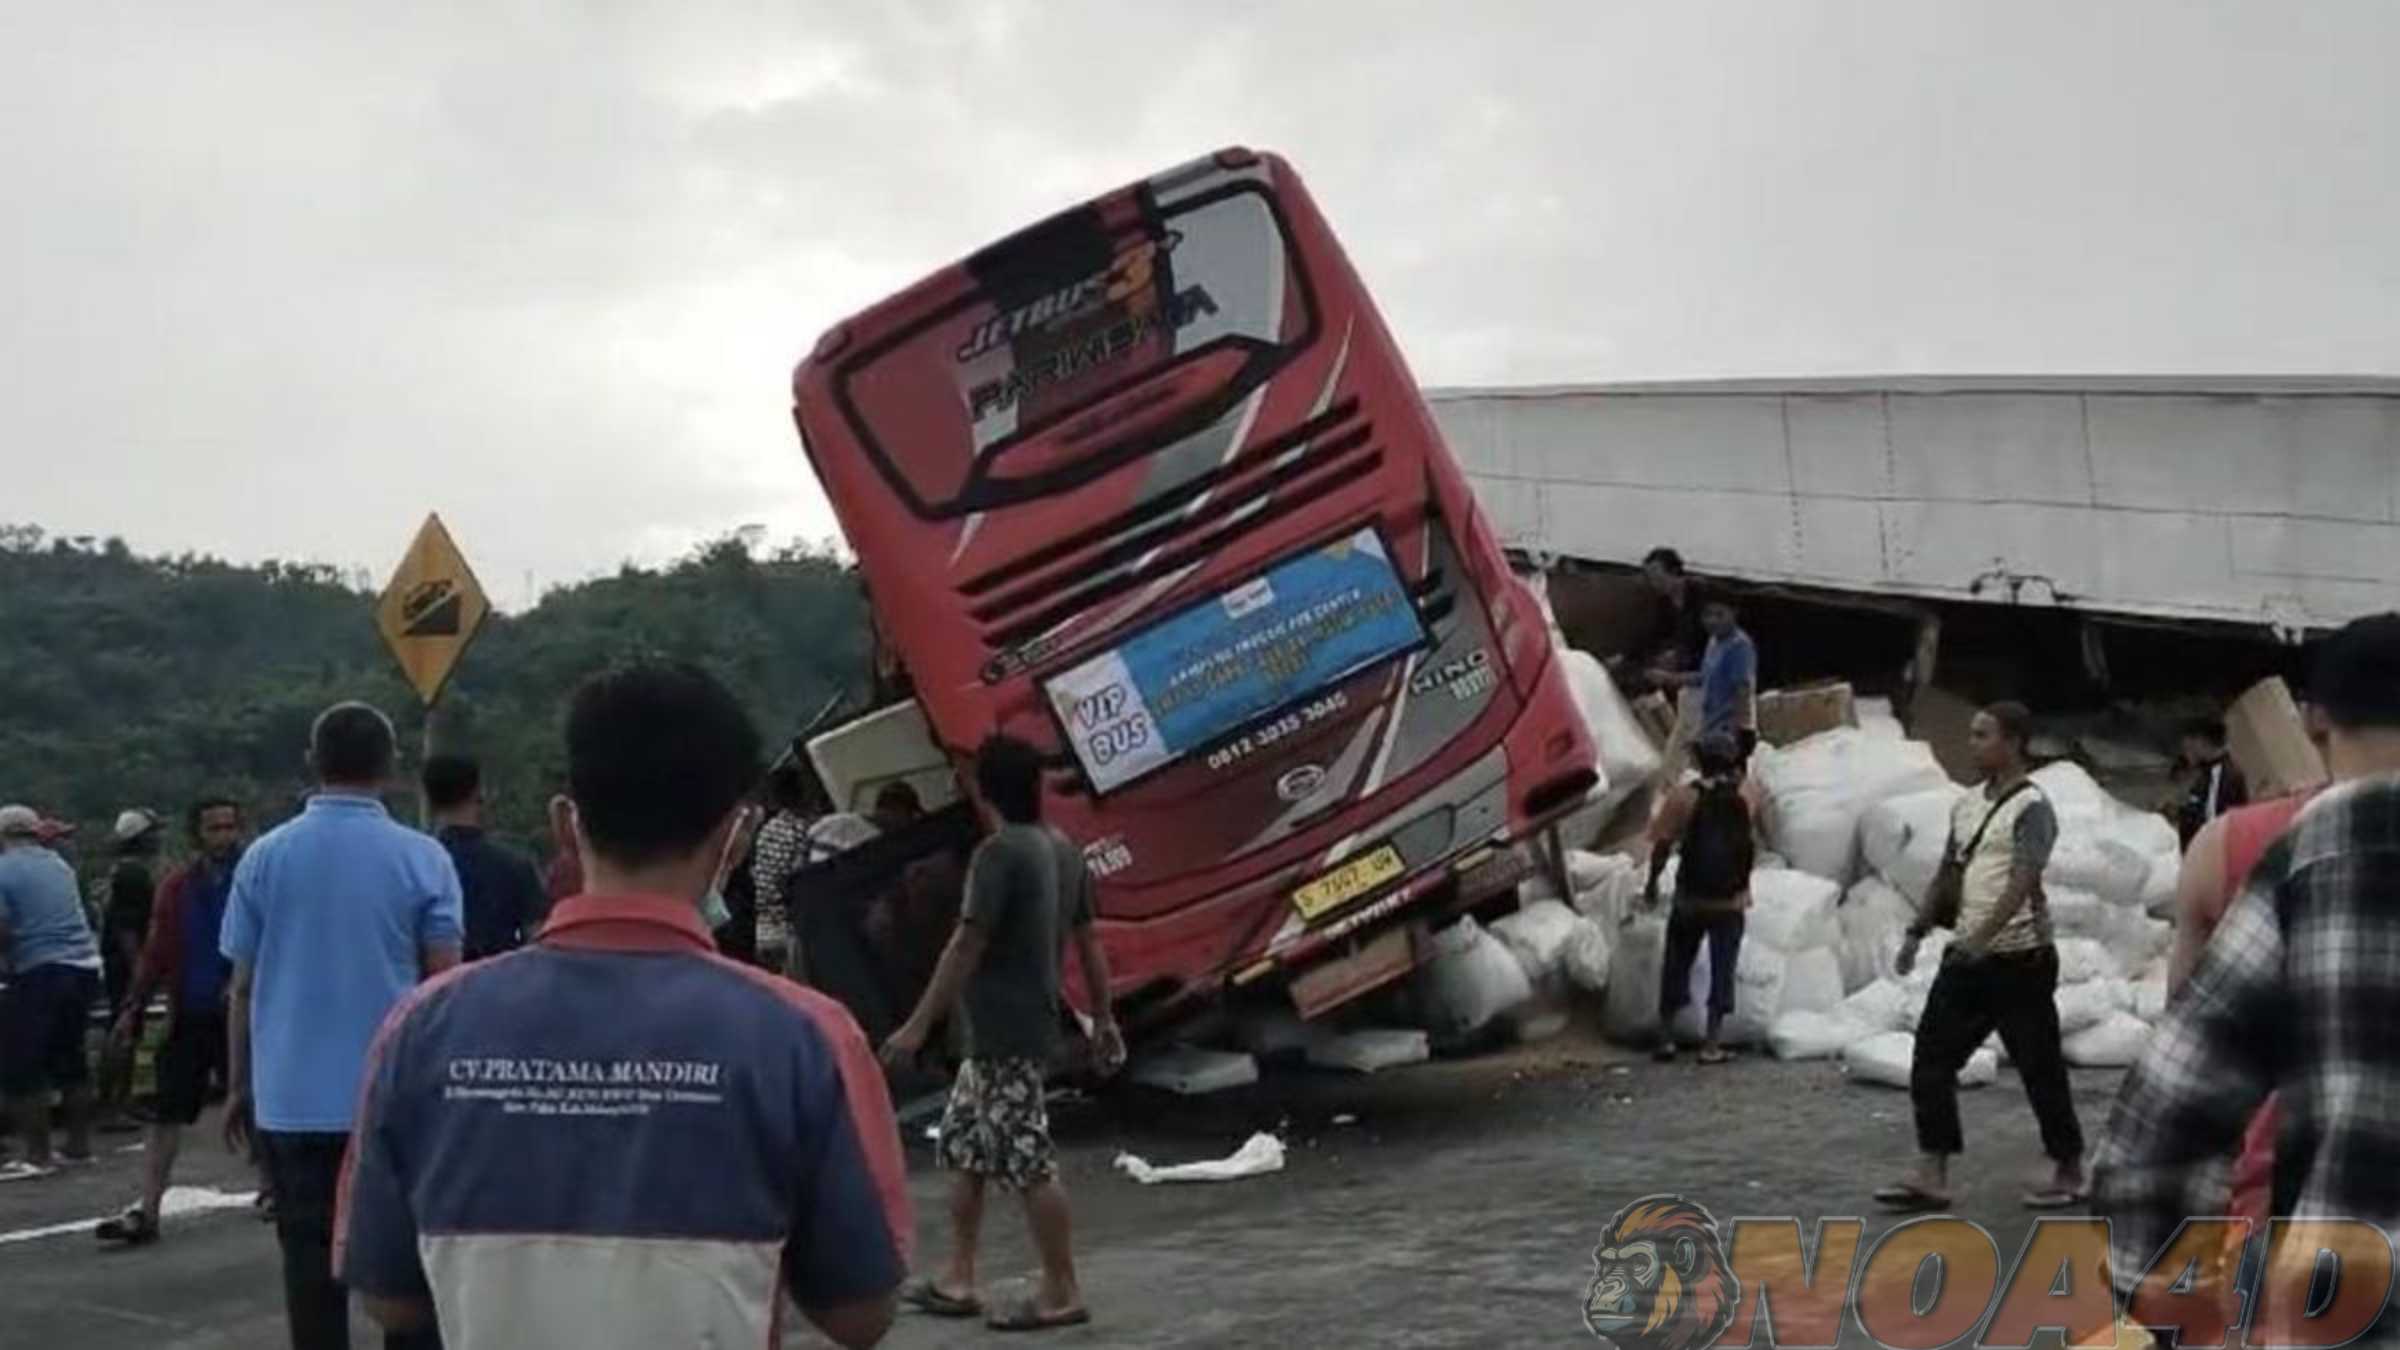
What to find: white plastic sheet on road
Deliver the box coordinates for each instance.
[1114,1132,1287,1186]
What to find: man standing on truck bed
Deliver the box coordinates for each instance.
[881,734,1126,1333]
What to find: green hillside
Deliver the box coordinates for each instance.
[0,523,872,857]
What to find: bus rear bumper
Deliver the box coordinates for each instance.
[1229,842,1530,1017]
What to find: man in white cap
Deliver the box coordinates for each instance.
[93,807,164,1130]
[0,804,105,1180]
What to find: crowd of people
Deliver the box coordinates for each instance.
[7,549,2397,1347]
[0,660,1125,1347]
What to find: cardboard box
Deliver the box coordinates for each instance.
[2226,676,2328,799]
[1631,692,1678,748]
[1757,682,1859,748]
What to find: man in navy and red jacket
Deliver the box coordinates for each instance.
[98,796,247,1245]
[337,662,911,1348]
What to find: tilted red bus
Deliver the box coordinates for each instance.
[790,148,1596,1031]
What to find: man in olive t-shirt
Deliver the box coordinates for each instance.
[881,735,1123,1333]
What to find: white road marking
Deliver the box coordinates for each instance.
[0,1184,259,1246]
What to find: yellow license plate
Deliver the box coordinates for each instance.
[1292,845,1406,921]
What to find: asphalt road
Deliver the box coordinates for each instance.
[0,1030,2133,1348]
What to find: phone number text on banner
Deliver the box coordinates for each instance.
[1046,528,1425,793]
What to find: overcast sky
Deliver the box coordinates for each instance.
[4,1,2395,605]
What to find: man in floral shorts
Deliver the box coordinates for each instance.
[882,734,1124,1333]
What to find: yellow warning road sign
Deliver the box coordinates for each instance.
[375,514,489,706]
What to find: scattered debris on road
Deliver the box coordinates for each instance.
[1114,1133,1287,1186]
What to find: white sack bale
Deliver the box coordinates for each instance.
[1416,919,1534,1038]
[1896,931,1954,994]
[1670,938,1789,1047]
[1770,1010,1865,1061]
[1860,787,1966,906]
[1562,919,1614,997]
[1857,697,1905,741]
[2048,836,2155,911]
[2142,852,2181,919]
[2032,762,2118,828]
[2045,887,2111,940]
[2057,937,2120,984]
[1489,900,1583,986]
[1838,879,1918,992]
[1748,869,1843,952]
[1572,858,1649,928]
[1604,910,1669,1043]
[2105,808,2183,868]
[1844,1031,1995,1089]
[2055,979,2130,1037]
[1129,1047,1261,1095]
[2102,914,2173,975]
[1557,650,1661,842]
[1755,729,1952,884]
[1306,1028,1430,1073]
[1780,946,1846,1016]
[1567,850,1620,894]
[2065,1012,2154,1068]
[1836,979,1917,1034]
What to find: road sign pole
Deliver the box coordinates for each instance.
[419,700,440,829]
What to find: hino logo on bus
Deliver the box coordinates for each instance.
[955,230,1183,364]
[1276,764,1327,803]
[1409,648,1495,702]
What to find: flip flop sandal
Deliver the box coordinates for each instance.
[1697,1047,1735,1065]
[986,1292,1092,1333]
[2023,1189,2090,1211]
[902,1279,983,1318]
[1872,1183,1952,1212]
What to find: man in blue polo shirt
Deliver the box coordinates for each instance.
[338,663,910,1348]
[222,702,462,1350]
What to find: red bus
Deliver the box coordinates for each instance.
[790,147,1596,1030]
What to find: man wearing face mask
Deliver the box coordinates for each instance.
[337,662,911,1349]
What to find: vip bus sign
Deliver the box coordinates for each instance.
[1580,1195,2392,1350]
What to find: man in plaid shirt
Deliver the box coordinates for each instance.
[2092,613,2400,1344]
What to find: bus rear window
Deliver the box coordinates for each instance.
[832,183,1317,519]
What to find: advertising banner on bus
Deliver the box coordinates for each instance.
[1044,526,1426,793]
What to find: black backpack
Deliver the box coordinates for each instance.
[1678,777,1755,903]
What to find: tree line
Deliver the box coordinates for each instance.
[0,524,874,859]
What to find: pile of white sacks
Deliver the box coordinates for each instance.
[1574,716,2184,1085]
[1414,575,2183,1082]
